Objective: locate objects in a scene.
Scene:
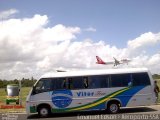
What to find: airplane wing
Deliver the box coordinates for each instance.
[121,59,131,62]
[120,59,131,65]
[113,57,121,66]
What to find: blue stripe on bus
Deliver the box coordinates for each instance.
[115,86,145,107]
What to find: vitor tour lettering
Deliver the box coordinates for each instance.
[76,91,106,97]
[77,91,94,97]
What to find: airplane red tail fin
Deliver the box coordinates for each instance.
[96,56,106,64]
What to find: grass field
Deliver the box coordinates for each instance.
[0,80,160,113]
[0,87,31,113]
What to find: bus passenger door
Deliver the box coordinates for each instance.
[51,78,73,109]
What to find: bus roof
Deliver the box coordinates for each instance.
[40,68,149,79]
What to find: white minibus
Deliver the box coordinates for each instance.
[26,68,156,117]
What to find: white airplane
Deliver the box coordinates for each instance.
[96,56,131,66]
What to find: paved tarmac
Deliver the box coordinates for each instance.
[0,105,160,120]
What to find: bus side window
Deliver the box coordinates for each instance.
[89,75,109,88]
[43,79,52,91]
[110,74,131,87]
[132,72,150,86]
[68,78,73,89]
[53,78,68,90]
[62,79,67,89]
[89,76,98,88]
[128,74,133,87]
[70,77,84,89]
[83,77,89,88]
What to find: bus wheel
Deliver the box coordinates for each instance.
[38,106,51,117]
[107,102,119,114]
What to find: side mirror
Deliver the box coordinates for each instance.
[31,86,36,95]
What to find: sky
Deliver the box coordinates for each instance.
[0,0,160,80]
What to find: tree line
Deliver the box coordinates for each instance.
[152,74,160,80]
[0,77,37,88]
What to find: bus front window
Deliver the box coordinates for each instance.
[33,79,52,94]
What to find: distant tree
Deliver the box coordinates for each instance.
[152,74,160,79]
[0,77,37,88]
[31,76,34,81]
[13,79,19,84]
[0,80,4,88]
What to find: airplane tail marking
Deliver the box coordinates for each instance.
[96,56,106,64]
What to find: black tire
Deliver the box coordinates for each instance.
[38,105,51,117]
[107,102,120,114]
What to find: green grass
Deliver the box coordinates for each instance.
[0,88,7,104]
[21,87,32,104]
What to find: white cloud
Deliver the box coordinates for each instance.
[41,24,80,42]
[0,9,18,19]
[0,11,160,79]
[0,13,81,79]
[37,56,51,69]
[84,27,97,32]
[125,32,160,58]
[147,54,160,66]
[127,32,160,50]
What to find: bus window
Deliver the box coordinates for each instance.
[53,78,67,90]
[62,79,67,89]
[34,78,52,94]
[83,77,89,88]
[132,72,151,86]
[110,74,131,87]
[68,78,73,89]
[100,75,110,88]
[89,75,109,88]
[88,76,97,88]
[69,77,84,89]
